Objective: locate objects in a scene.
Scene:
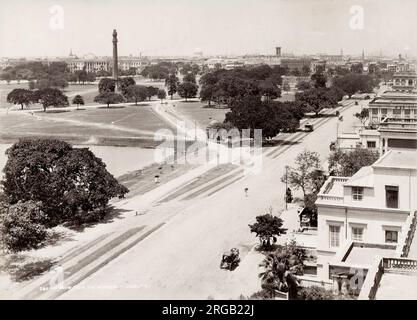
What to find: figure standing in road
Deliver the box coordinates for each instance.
[244,187,249,197]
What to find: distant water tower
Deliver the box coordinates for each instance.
[275,47,282,57]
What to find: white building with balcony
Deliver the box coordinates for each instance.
[392,71,417,91]
[315,150,417,281]
[369,91,417,126]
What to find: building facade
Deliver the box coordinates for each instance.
[315,150,417,280]
[369,91,417,126]
[392,71,417,91]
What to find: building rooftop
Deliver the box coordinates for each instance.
[360,129,380,136]
[393,71,417,78]
[344,245,396,265]
[373,99,417,104]
[378,90,417,98]
[344,166,374,187]
[375,273,417,300]
[372,150,417,170]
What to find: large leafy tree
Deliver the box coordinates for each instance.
[33,88,69,112]
[94,92,125,107]
[295,87,339,116]
[141,62,174,80]
[146,86,159,101]
[332,73,376,98]
[75,69,88,84]
[125,85,148,105]
[118,77,136,96]
[259,80,281,100]
[157,89,167,102]
[6,88,34,110]
[328,148,379,177]
[213,76,260,107]
[296,81,312,91]
[281,149,322,198]
[98,77,117,93]
[165,74,180,99]
[225,96,301,140]
[183,72,196,84]
[1,139,129,226]
[249,211,287,250]
[177,81,198,101]
[199,70,227,107]
[198,66,284,108]
[311,71,327,88]
[34,61,69,89]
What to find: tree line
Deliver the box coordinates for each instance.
[94,77,167,107]
[198,64,378,140]
[6,76,170,111]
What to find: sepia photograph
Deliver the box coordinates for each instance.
[0,0,416,307]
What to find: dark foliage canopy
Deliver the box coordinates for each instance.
[2,139,129,226]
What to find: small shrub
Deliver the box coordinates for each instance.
[297,285,335,300]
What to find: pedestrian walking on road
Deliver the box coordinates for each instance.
[244,187,249,197]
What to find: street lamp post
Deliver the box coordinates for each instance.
[194,120,197,141]
[285,165,288,210]
[336,119,339,148]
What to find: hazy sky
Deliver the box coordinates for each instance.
[1,0,416,58]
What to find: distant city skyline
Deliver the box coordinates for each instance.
[1,0,417,58]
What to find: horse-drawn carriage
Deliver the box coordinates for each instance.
[220,248,240,271]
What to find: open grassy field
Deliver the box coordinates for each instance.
[62,83,99,105]
[0,104,174,146]
[174,100,229,128]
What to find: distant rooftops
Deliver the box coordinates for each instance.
[380,90,417,97]
[393,71,417,78]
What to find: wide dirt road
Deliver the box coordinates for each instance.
[54,102,362,299]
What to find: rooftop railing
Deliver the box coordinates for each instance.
[383,257,417,272]
[317,177,348,203]
[399,211,417,258]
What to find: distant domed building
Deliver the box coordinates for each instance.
[193,47,203,57]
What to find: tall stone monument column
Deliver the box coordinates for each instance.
[112,29,119,80]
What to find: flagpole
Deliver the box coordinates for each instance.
[336,119,339,148]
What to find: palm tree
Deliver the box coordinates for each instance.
[258,241,306,299]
